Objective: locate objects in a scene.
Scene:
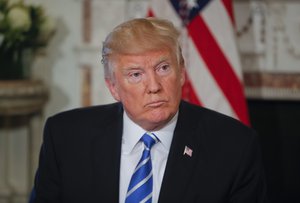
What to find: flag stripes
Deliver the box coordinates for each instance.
[185,34,236,118]
[201,0,242,80]
[182,72,202,106]
[188,16,248,124]
[222,0,235,25]
[149,0,249,125]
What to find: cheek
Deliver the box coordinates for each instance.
[167,74,183,89]
[118,84,144,103]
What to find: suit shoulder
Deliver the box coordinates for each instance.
[180,101,255,137]
[47,102,122,125]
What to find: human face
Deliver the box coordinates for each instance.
[106,49,185,131]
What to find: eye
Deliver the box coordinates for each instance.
[157,64,171,76]
[132,72,141,78]
[127,71,143,83]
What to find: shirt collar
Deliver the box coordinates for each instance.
[122,111,178,154]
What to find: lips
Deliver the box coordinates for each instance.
[145,100,167,108]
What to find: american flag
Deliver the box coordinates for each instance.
[148,0,249,125]
[183,146,193,157]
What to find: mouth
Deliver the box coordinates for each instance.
[145,100,167,108]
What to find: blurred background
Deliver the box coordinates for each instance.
[0,0,299,203]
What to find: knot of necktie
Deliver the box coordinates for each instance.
[141,132,159,150]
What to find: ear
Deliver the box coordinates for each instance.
[105,78,121,101]
[180,66,186,86]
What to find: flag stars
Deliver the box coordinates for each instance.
[187,0,198,9]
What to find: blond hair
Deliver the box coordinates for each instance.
[101,17,184,79]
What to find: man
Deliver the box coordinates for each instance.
[32,18,267,203]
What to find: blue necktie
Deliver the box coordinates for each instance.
[125,132,159,203]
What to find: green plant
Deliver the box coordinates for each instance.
[0,0,55,79]
[0,0,55,49]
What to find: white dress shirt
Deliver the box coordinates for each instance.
[119,111,178,203]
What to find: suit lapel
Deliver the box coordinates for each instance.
[158,101,201,203]
[91,104,123,202]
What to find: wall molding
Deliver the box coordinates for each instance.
[244,72,300,100]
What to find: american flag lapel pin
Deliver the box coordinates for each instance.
[183,146,193,157]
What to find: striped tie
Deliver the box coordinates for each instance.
[125,132,159,203]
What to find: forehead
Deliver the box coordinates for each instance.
[110,49,176,67]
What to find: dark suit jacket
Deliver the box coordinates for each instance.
[32,101,267,203]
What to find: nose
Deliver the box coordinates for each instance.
[146,72,161,94]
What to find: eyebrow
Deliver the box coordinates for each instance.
[123,66,142,71]
[153,56,170,67]
[122,54,171,71]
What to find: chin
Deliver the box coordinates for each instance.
[148,110,173,124]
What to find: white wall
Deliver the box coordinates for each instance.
[234,0,300,72]
[29,0,84,116]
